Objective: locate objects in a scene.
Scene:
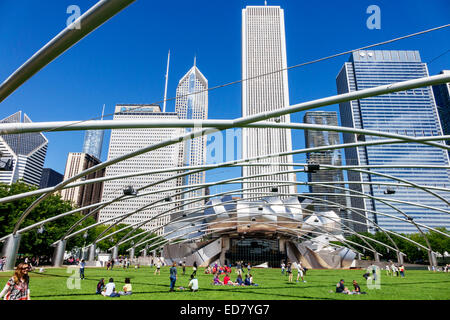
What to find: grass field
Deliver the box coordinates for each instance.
[1,266,449,300]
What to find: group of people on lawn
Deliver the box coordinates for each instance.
[96,277,133,297]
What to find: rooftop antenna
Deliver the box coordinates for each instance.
[193,55,196,68]
[163,50,170,113]
[101,103,105,120]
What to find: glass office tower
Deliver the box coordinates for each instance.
[432,70,450,156]
[304,111,351,232]
[82,129,104,160]
[336,50,450,234]
[175,63,208,211]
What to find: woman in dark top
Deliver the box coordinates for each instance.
[352,280,361,293]
[287,263,293,282]
[96,278,105,294]
[169,262,178,292]
[235,273,244,286]
[192,261,198,277]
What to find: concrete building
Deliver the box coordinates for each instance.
[98,105,183,234]
[61,152,105,217]
[241,5,296,198]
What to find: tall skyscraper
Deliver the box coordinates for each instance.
[98,105,183,233]
[82,105,105,160]
[241,5,296,198]
[337,50,450,233]
[82,130,104,160]
[61,152,105,216]
[39,168,63,189]
[0,111,47,186]
[303,111,350,232]
[432,70,450,155]
[175,61,208,211]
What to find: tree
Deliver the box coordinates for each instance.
[345,228,450,263]
[0,181,157,258]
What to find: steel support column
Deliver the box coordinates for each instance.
[52,240,66,268]
[1,234,21,271]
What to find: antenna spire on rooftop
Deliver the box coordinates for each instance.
[163,50,170,113]
[101,104,105,120]
[194,55,196,67]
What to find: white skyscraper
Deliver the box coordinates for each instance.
[242,5,296,198]
[175,62,208,211]
[0,111,48,186]
[98,105,183,234]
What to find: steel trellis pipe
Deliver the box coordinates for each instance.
[0,0,136,103]
[2,135,449,205]
[11,73,450,234]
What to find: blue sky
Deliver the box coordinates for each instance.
[0,0,449,195]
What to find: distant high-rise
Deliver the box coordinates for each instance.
[242,5,296,198]
[98,105,183,233]
[39,168,63,189]
[337,50,450,233]
[61,152,105,216]
[175,62,208,210]
[432,70,450,155]
[303,111,350,232]
[82,130,104,160]
[0,111,47,186]
[82,105,105,160]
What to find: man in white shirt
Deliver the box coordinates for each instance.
[102,278,120,297]
[188,275,199,292]
[296,262,306,283]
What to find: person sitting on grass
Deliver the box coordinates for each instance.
[335,279,350,294]
[102,278,120,297]
[213,273,223,285]
[223,273,232,285]
[249,274,258,286]
[244,274,251,286]
[351,280,366,294]
[96,278,105,294]
[235,273,244,286]
[188,274,199,292]
[119,278,132,295]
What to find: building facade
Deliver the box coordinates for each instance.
[303,111,351,232]
[82,129,104,160]
[98,105,183,234]
[241,5,296,198]
[39,168,63,189]
[336,50,450,233]
[432,70,450,156]
[175,63,208,212]
[61,152,105,216]
[0,111,47,186]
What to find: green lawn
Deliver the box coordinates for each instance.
[1,266,449,300]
